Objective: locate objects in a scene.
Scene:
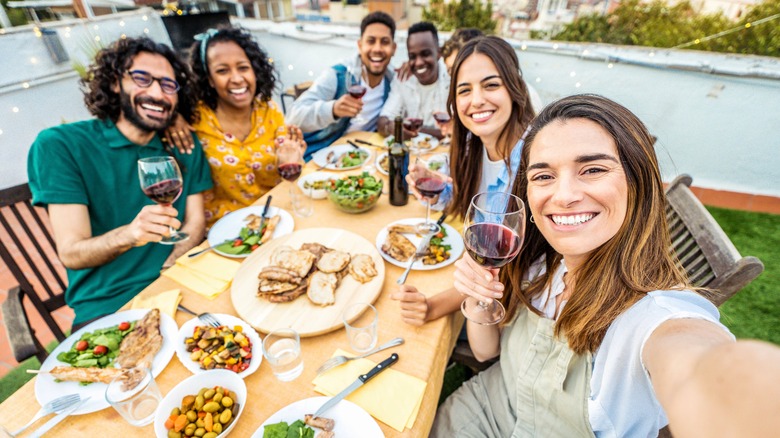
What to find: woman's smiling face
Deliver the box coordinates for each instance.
[454,53,512,148]
[525,118,629,269]
[207,41,256,110]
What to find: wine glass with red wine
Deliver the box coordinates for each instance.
[346,66,367,126]
[461,192,525,325]
[432,110,452,144]
[411,156,449,234]
[276,143,312,217]
[137,156,188,244]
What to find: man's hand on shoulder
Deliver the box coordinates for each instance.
[332,94,363,119]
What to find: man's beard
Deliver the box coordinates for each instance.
[119,87,174,132]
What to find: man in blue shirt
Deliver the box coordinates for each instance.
[27,37,213,329]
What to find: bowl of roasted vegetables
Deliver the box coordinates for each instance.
[325,172,383,214]
[175,314,262,378]
[154,369,247,438]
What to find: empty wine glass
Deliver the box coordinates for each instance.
[346,66,367,126]
[461,192,525,325]
[411,155,449,234]
[137,156,188,244]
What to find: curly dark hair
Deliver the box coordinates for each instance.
[189,26,278,110]
[408,21,438,45]
[81,37,198,124]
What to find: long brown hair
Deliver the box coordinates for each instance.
[445,36,535,222]
[501,94,694,354]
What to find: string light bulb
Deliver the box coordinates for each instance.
[608,63,614,68]
[12,107,19,113]
[288,65,294,70]
[22,82,29,88]
[119,21,125,27]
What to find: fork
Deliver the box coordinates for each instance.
[315,151,337,171]
[177,304,221,327]
[4,393,80,437]
[316,337,404,375]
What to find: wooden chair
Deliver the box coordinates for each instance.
[665,174,764,305]
[452,174,765,374]
[280,80,314,114]
[0,183,68,363]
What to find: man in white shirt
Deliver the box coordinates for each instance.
[377,22,450,140]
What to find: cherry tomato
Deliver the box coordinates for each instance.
[118,321,131,331]
[232,238,243,247]
[239,362,250,371]
[75,340,88,351]
[250,244,259,251]
[93,345,108,356]
[231,364,240,373]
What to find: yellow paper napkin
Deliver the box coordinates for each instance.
[130,288,181,319]
[366,133,386,145]
[312,349,427,432]
[161,249,241,299]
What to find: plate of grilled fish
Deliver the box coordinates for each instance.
[230,228,385,337]
[375,218,464,271]
[35,309,177,415]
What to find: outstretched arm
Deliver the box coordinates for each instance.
[645,318,780,437]
[48,203,182,269]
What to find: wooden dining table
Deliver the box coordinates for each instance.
[0,131,463,437]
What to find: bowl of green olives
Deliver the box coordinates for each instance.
[154,369,247,438]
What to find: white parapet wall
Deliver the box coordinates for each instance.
[1,13,778,198]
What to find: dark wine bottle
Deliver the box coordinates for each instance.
[388,116,409,206]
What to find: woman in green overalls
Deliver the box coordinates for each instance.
[432,94,780,437]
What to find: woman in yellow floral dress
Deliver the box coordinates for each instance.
[169,26,305,227]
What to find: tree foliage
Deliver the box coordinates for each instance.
[552,0,779,57]
[423,0,497,34]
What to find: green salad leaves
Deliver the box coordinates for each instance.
[263,420,315,438]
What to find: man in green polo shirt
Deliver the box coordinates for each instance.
[27,37,213,330]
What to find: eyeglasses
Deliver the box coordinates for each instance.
[125,70,180,95]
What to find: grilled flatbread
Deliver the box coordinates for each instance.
[388,224,419,235]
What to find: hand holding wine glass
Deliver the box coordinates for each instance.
[137,156,188,244]
[432,109,452,141]
[407,156,450,234]
[346,66,367,125]
[460,192,525,325]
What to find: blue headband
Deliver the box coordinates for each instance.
[194,28,219,72]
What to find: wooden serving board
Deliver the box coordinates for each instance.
[230,228,386,337]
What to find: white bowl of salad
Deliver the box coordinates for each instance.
[297,172,337,199]
[325,172,383,214]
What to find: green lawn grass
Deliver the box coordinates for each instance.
[2,208,778,405]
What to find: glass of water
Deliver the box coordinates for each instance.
[262,328,304,382]
[342,302,378,353]
[105,367,161,426]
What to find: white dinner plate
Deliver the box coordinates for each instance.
[384,133,440,152]
[297,171,337,199]
[375,218,464,271]
[207,205,295,258]
[311,144,370,171]
[253,396,383,438]
[175,314,262,378]
[35,309,178,415]
[376,152,389,176]
[154,370,246,438]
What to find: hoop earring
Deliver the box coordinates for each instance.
[529,215,535,223]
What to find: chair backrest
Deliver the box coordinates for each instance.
[664,174,764,306]
[0,183,68,344]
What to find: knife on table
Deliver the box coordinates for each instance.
[314,353,399,418]
[352,139,387,149]
[257,195,273,232]
[30,396,90,438]
[397,213,448,285]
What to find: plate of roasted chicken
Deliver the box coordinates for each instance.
[230,228,385,337]
[34,309,177,415]
[175,313,263,378]
[375,218,464,271]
